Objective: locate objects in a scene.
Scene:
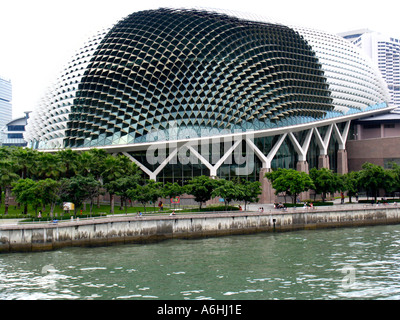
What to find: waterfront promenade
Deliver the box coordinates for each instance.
[1,199,400,253]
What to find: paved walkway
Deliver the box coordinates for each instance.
[0,219,22,226]
[248,197,400,213]
[1,197,398,226]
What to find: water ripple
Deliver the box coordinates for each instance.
[2,224,400,299]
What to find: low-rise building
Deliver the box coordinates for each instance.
[1,112,30,147]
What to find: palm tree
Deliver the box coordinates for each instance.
[34,152,65,180]
[0,159,20,215]
[0,147,13,205]
[12,147,39,179]
[56,149,80,178]
[78,148,108,208]
[101,154,138,214]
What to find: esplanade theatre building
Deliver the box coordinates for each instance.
[25,8,393,202]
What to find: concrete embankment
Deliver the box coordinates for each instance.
[1,205,400,253]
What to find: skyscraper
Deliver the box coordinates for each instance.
[340,29,400,107]
[0,76,13,145]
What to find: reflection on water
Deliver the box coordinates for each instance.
[1,224,400,300]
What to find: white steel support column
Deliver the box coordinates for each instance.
[188,138,242,177]
[288,129,313,162]
[333,120,351,174]
[246,134,287,204]
[122,152,154,179]
[314,124,333,156]
[123,148,179,181]
[314,124,333,169]
[122,120,352,181]
[152,147,179,179]
[246,133,287,169]
[333,121,351,150]
[187,145,215,174]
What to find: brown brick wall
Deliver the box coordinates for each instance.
[347,136,400,171]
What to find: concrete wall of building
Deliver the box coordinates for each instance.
[347,136,400,171]
[356,123,400,140]
[2,206,400,253]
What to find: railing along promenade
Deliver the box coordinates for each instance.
[1,201,400,253]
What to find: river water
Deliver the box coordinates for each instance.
[1,224,400,300]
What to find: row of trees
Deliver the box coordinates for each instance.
[0,146,141,215]
[127,176,262,213]
[265,162,400,204]
[2,145,396,215]
[0,146,262,216]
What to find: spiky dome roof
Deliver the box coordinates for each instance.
[25,8,390,150]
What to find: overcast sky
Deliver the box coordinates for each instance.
[1,0,399,119]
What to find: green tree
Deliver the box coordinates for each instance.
[127,180,162,213]
[266,168,314,204]
[358,162,387,201]
[101,154,138,214]
[236,180,262,210]
[79,176,102,216]
[113,176,141,214]
[162,182,184,209]
[12,147,39,179]
[35,179,64,217]
[211,179,239,210]
[384,162,400,197]
[11,178,49,215]
[56,149,80,178]
[185,175,218,210]
[0,159,20,215]
[0,147,12,205]
[61,175,99,217]
[309,167,339,202]
[35,152,64,180]
[0,146,12,158]
[78,148,108,178]
[78,148,108,208]
[338,171,360,203]
[12,178,37,215]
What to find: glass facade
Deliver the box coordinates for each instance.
[26,8,390,151]
[0,77,12,142]
[1,112,29,147]
[126,126,345,186]
[65,9,335,148]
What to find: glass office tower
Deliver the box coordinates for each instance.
[0,76,12,145]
